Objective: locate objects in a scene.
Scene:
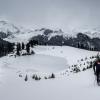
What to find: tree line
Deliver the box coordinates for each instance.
[15,41,36,56]
[0,38,14,57]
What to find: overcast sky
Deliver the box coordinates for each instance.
[0,0,100,31]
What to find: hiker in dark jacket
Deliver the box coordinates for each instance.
[93,59,100,83]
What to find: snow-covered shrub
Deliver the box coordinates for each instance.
[34,75,39,80]
[81,59,84,61]
[91,56,95,59]
[51,73,55,78]
[34,76,41,81]
[19,74,22,77]
[73,66,80,73]
[24,75,28,81]
[32,74,41,81]
[32,74,35,79]
[44,76,48,79]
[82,68,86,71]
[49,73,55,79]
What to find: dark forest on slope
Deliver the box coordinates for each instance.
[0,38,14,57]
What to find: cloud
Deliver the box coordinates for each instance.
[0,0,100,32]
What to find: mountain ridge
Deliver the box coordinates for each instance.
[0,20,100,51]
[0,20,100,41]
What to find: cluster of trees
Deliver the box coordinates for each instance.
[0,38,37,57]
[0,38,14,57]
[71,55,96,73]
[32,74,41,81]
[30,33,100,51]
[77,42,95,51]
[75,33,97,51]
[32,73,55,81]
[24,73,55,82]
[28,40,38,46]
[16,42,35,56]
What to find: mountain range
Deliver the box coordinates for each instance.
[0,20,100,51]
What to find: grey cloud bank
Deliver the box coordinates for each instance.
[0,0,100,32]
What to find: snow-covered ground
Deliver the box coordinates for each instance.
[34,46,98,65]
[0,46,100,100]
[1,54,67,73]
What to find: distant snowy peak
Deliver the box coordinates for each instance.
[72,27,100,38]
[82,31,100,39]
[26,28,64,37]
[0,20,64,38]
[33,28,68,40]
[1,20,100,43]
[0,20,23,35]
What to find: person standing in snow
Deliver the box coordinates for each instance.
[93,58,100,84]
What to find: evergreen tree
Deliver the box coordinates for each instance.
[25,75,28,81]
[16,43,21,56]
[16,47,20,56]
[22,42,25,50]
[0,38,14,57]
[19,43,21,51]
[26,43,30,54]
[50,73,55,78]
[77,42,80,48]
[29,40,34,47]
[34,75,39,80]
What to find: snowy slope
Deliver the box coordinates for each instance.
[0,46,100,100]
[0,68,99,100]
[0,20,35,42]
[0,20,65,42]
[34,46,98,65]
[0,20,21,34]
[0,20,100,43]
[71,27,100,38]
[0,60,99,100]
